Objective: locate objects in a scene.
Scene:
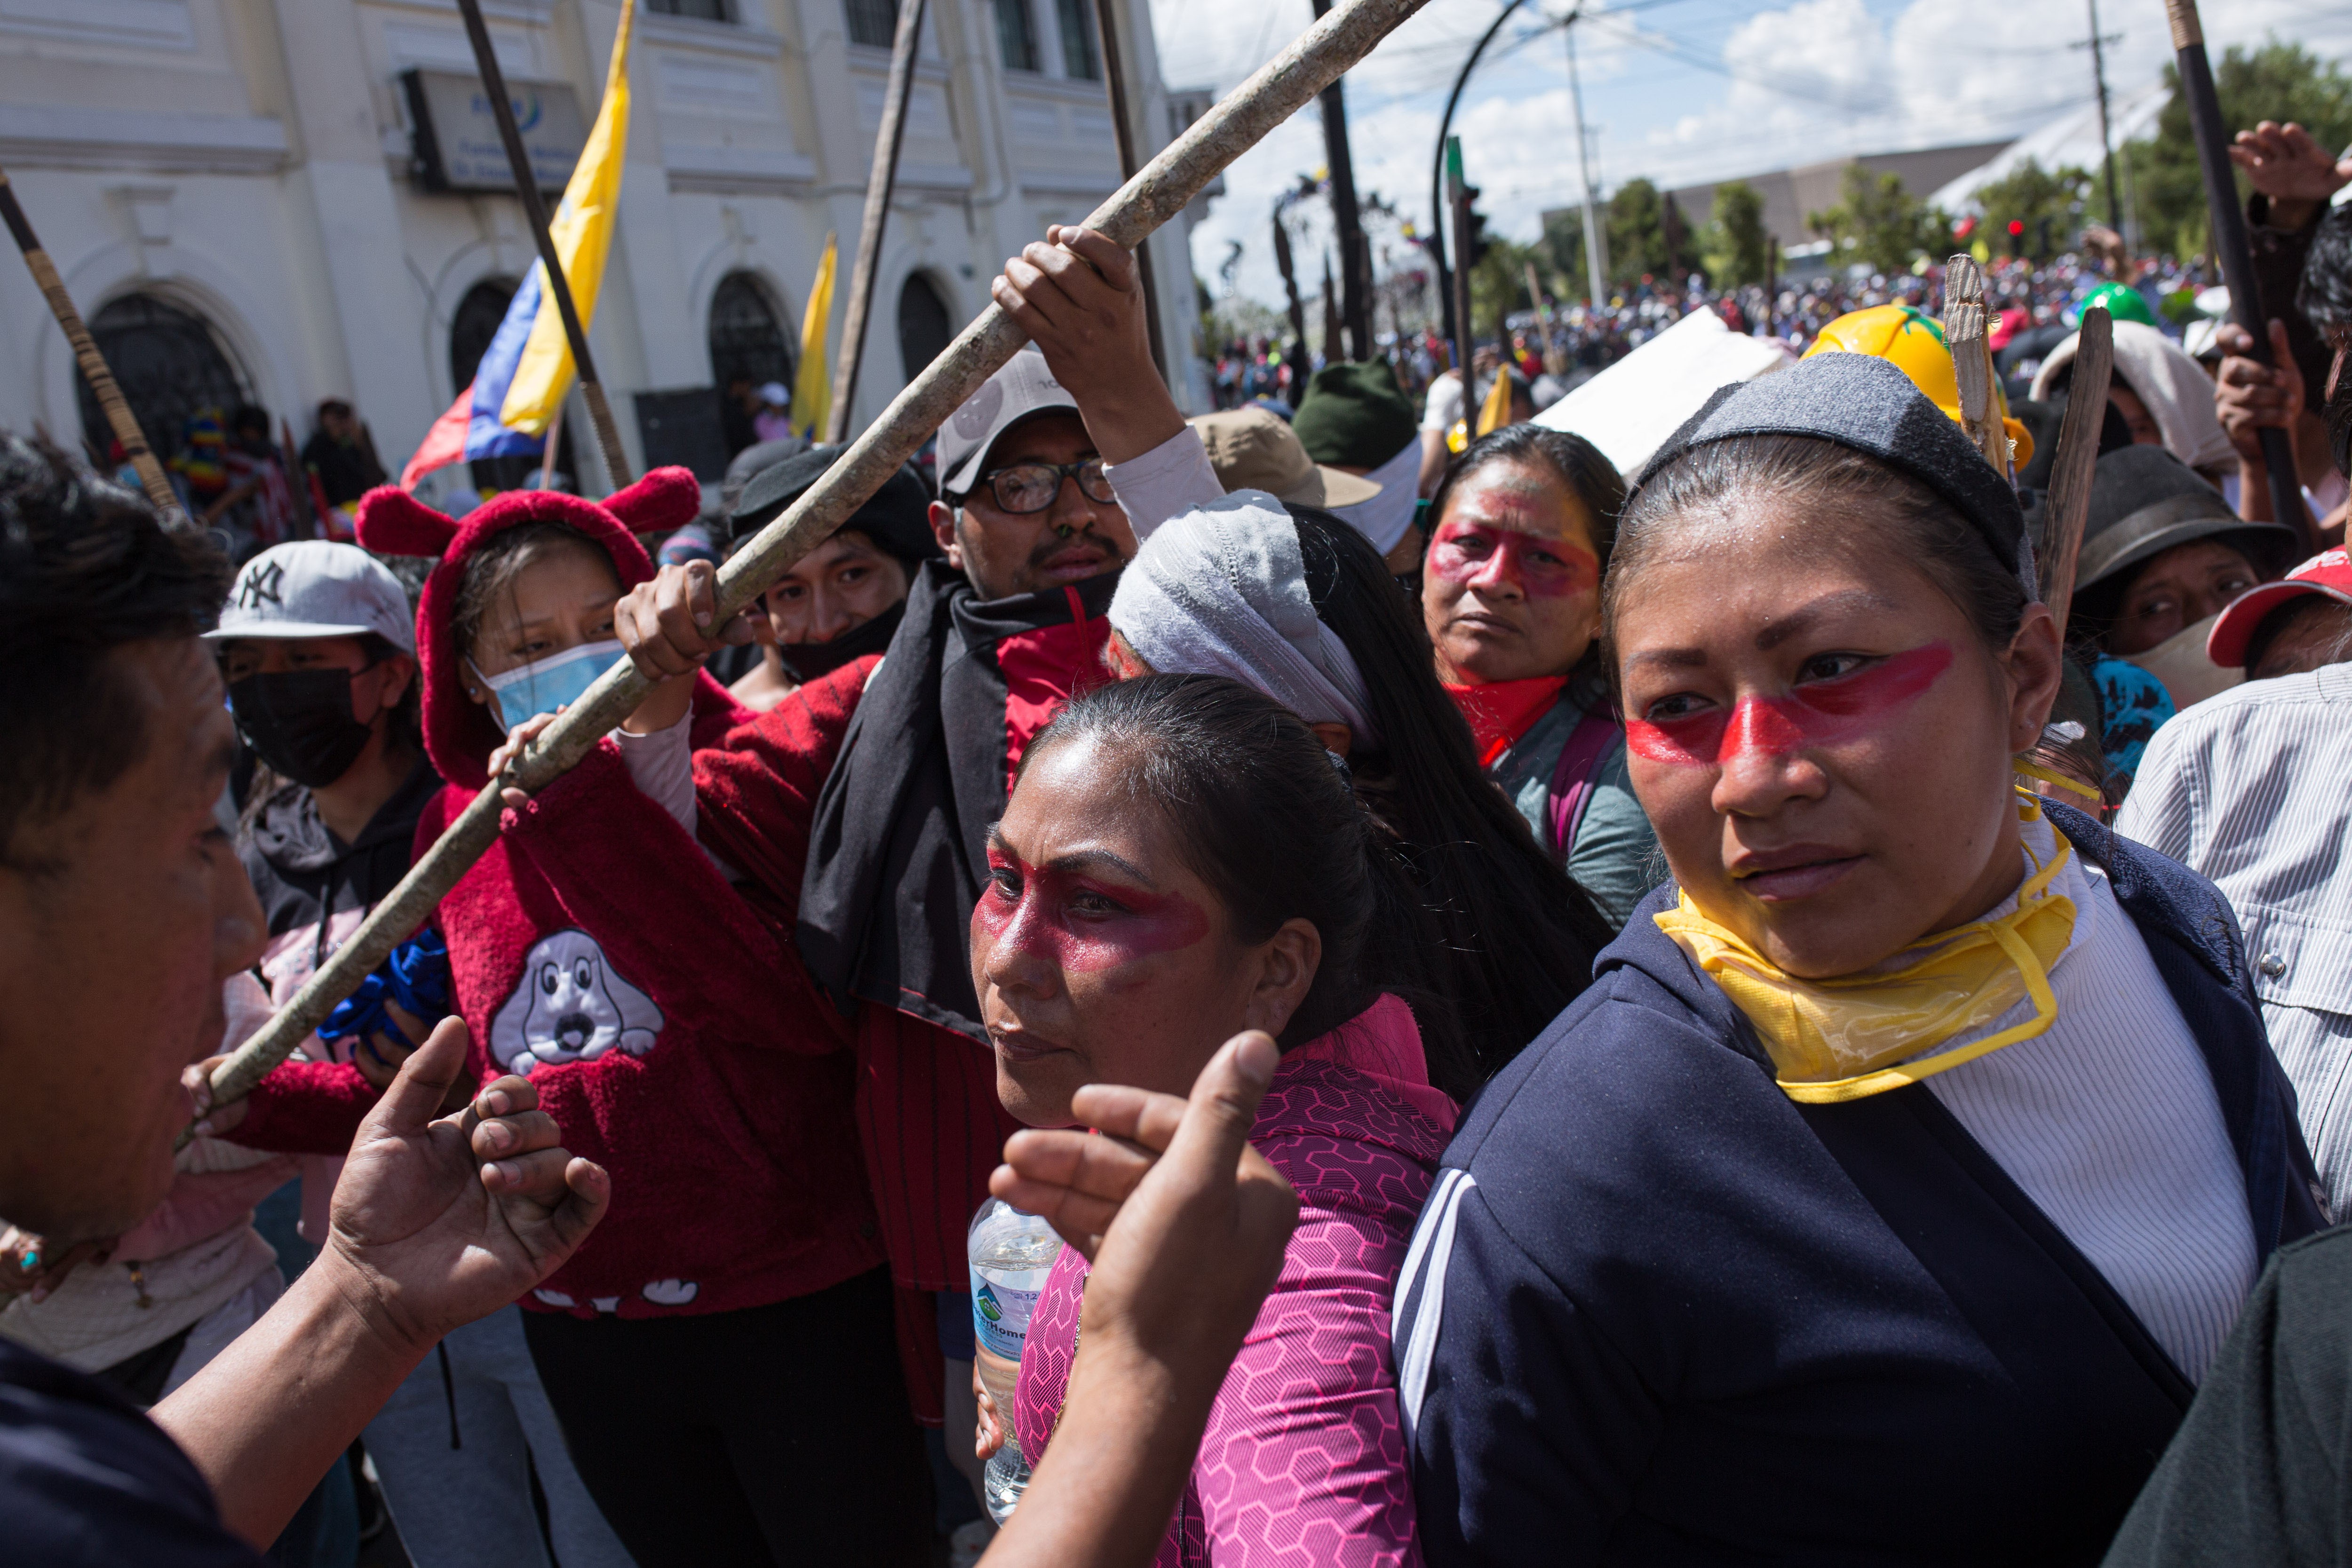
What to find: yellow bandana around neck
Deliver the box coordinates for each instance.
[1654,795,2077,1105]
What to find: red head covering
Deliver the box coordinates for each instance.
[353,468,731,790]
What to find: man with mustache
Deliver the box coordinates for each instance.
[619,338,1139,1476]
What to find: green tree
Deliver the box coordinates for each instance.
[2121,41,2352,257]
[1470,236,1541,342]
[1970,159,2093,257]
[1541,207,1589,296]
[1607,177,1669,283]
[1806,164,1951,275]
[1703,179,1769,288]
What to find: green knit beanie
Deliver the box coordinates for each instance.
[1293,362,1418,469]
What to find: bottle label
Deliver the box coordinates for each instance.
[971,1265,1052,1361]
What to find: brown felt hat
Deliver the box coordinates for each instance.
[1187,407,1381,509]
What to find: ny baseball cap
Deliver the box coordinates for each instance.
[2207,547,2352,668]
[936,344,1083,499]
[206,541,416,654]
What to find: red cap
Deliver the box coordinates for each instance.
[2207,547,2352,668]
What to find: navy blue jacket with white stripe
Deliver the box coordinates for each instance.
[1394,803,2326,1567]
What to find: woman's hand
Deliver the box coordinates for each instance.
[992,226,1184,465]
[974,1361,1007,1461]
[186,1057,246,1139]
[486,709,562,808]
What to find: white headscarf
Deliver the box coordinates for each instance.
[2030,319,2237,474]
[1109,490,1381,747]
[1325,438,1423,556]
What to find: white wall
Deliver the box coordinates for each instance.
[0,0,1205,497]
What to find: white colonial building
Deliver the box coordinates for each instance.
[0,0,1210,503]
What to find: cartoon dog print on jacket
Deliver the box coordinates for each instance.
[489,928,663,1074]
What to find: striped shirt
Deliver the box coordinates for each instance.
[2119,661,2352,1222]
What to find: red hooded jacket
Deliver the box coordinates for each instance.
[233,471,883,1320]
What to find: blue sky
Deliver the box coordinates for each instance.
[1150,0,2352,307]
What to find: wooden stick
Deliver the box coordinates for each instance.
[1524,260,1557,366]
[2164,0,2311,551]
[826,0,928,444]
[197,0,1436,1117]
[454,0,632,490]
[2040,306,2114,638]
[1092,0,1168,380]
[0,166,186,524]
[1940,254,2008,477]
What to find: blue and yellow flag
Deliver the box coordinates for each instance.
[792,232,839,439]
[499,1,635,434]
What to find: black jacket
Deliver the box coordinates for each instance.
[1397,803,2326,1566]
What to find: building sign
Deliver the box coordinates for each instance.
[402,69,588,194]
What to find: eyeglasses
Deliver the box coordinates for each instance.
[977,459,1116,515]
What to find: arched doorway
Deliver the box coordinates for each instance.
[449,278,575,493]
[707,271,793,455]
[898,272,953,385]
[76,294,248,469]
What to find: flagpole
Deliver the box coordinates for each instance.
[826,0,928,444]
[454,0,633,490]
[198,0,1435,1115]
[0,166,187,524]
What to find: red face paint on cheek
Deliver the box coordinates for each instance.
[1625,641,1955,766]
[975,852,1211,973]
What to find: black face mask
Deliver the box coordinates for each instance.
[776,600,906,683]
[229,668,376,788]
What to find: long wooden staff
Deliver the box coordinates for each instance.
[197,0,1435,1116]
[455,0,632,489]
[825,0,928,443]
[2165,0,2312,552]
[0,166,185,524]
[2039,306,2114,637]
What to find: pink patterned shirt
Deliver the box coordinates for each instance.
[1015,995,1453,1567]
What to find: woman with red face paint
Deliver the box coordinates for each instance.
[1393,351,2325,1567]
[1422,425,1663,928]
[974,672,1454,1568]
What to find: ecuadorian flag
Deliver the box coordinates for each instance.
[401,3,634,489]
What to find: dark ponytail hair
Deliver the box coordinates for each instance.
[1287,505,1614,1079]
[1025,673,1479,1098]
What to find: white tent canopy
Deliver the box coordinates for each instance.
[1533,305,1795,478]
[1928,82,2169,216]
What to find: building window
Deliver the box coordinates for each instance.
[646,0,732,19]
[898,272,954,384]
[844,0,898,47]
[78,294,247,470]
[1054,0,1098,80]
[708,271,795,456]
[993,0,1038,72]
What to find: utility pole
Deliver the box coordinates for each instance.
[1446,135,1475,378]
[2073,0,2125,231]
[1308,0,1372,359]
[1565,17,1607,305]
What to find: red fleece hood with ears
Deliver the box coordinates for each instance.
[356,468,742,791]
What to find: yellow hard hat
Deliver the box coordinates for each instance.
[1802,304,2034,471]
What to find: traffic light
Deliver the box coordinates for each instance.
[1462,185,1490,269]
[2006,218,2025,256]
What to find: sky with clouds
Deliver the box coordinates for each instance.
[1147,0,2352,308]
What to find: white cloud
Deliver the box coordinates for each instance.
[1153,0,2352,309]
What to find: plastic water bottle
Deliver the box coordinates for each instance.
[969,1197,1064,1525]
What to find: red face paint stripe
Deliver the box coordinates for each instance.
[1625,641,1955,766]
[972,850,1210,973]
[1427,520,1598,600]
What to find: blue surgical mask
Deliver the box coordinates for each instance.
[469,639,627,730]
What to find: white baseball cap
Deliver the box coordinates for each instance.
[206,541,416,655]
[936,344,1083,499]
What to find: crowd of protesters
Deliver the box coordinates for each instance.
[13,110,2352,1568]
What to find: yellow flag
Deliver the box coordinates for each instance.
[792,232,838,439]
[499,2,635,434]
[1475,363,1515,436]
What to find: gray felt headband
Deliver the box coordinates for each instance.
[1637,353,2034,597]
